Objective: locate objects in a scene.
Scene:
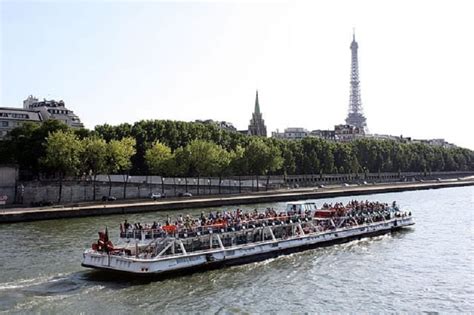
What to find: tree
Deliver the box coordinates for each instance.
[105,137,136,198]
[243,139,283,190]
[170,140,234,194]
[41,130,83,203]
[229,145,247,193]
[334,143,358,174]
[3,120,69,177]
[300,138,321,174]
[145,141,174,175]
[187,140,224,177]
[145,141,174,194]
[229,145,247,175]
[278,141,297,175]
[81,136,108,200]
[3,117,474,185]
[214,147,233,194]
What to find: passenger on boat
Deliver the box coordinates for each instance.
[119,199,409,240]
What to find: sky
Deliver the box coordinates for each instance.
[1,0,473,150]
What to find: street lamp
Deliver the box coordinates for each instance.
[239,175,242,194]
[208,179,211,195]
[161,177,165,195]
[124,175,132,199]
[173,177,177,196]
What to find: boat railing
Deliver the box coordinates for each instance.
[119,214,317,240]
[118,208,410,241]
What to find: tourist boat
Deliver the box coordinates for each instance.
[81,201,414,277]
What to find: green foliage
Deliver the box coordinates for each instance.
[229,145,247,175]
[243,138,283,175]
[41,130,83,177]
[2,118,473,178]
[173,140,231,177]
[94,119,247,173]
[105,137,136,175]
[145,141,174,176]
[1,120,68,174]
[81,136,108,176]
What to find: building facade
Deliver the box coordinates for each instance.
[0,107,42,138]
[0,96,83,139]
[272,127,309,140]
[195,119,237,132]
[248,91,267,137]
[334,124,364,141]
[412,138,456,148]
[271,125,364,142]
[310,129,336,141]
[23,95,83,128]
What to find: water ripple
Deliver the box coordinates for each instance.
[0,186,473,313]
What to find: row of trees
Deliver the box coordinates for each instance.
[94,120,474,175]
[44,132,136,202]
[0,120,136,202]
[145,138,283,192]
[1,120,473,193]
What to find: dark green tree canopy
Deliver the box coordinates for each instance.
[1,119,472,177]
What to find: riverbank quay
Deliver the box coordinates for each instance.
[1,180,473,223]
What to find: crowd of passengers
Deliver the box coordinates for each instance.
[120,207,304,237]
[323,200,410,224]
[119,200,410,239]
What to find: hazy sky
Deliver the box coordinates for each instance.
[1,0,473,149]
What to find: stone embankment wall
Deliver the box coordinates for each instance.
[283,171,471,187]
[0,165,18,205]
[7,171,474,206]
[18,181,254,206]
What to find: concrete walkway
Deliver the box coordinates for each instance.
[1,179,473,223]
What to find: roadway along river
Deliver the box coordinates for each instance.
[0,186,472,313]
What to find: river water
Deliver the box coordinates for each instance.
[0,186,473,313]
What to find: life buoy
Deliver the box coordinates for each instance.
[162,225,177,233]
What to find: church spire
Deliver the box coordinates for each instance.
[248,90,267,137]
[254,90,260,114]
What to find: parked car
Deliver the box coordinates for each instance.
[102,195,116,202]
[149,192,165,200]
[30,200,53,207]
[317,184,325,188]
[342,183,350,187]
[178,192,193,197]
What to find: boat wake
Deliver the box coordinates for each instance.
[1,272,93,295]
[0,271,110,312]
[0,274,71,292]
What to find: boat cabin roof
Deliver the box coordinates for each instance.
[285,202,317,212]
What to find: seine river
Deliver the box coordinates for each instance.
[0,186,473,313]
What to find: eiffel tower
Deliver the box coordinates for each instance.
[345,31,367,132]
